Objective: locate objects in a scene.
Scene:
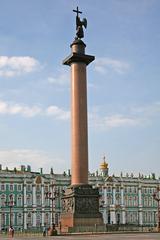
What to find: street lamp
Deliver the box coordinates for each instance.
[153,186,160,232]
[5,194,16,227]
[45,181,59,236]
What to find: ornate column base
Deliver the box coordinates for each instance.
[60,185,103,231]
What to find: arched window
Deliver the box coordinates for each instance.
[17,195,22,206]
[17,213,23,225]
[27,212,32,226]
[44,213,50,226]
[1,213,5,227]
[36,195,41,206]
[0,194,6,206]
[36,213,41,227]
[55,213,58,226]
[26,194,32,206]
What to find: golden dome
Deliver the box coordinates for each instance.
[100,156,108,169]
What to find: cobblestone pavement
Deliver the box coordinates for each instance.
[0,233,160,240]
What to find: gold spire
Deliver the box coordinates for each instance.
[100,155,108,169]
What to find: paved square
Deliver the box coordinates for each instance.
[0,233,160,240]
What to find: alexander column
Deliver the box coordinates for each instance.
[61,7,103,231]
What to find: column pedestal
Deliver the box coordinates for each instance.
[61,185,103,230]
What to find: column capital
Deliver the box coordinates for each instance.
[63,52,95,66]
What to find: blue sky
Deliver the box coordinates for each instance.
[0,0,160,177]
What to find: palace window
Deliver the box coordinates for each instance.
[26,194,32,206]
[27,184,32,192]
[36,213,41,227]
[10,184,14,191]
[36,194,41,206]
[17,213,23,225]
[44,185,49,192]
[44,213,50,226]
[17,184,22,191]
[27,213,32,226]
[1,183,5,191]
[116,186,120,192]
[0,194,6,206]
[36,184,41,192]
[17,195,22,206]
[1,213,5,226]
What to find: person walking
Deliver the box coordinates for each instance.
[9,226,14,238]
[42,225,46,237]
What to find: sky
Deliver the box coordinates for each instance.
[0,0,160,177]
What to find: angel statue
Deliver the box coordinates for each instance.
[73,7,87,39]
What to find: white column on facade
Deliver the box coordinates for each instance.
[23,181,27,229]
[138,185,143,225]
[41,184,45,206]
[32,183,36,227]
[41,182,45,226]
[138,185,142,206]
[23,182,27,206]
[120,186,124,205]
[112,185,116,205]
[32,184,36,206]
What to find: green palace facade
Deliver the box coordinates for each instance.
[0,161,159,230]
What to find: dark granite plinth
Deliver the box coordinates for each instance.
[60,185,103,230]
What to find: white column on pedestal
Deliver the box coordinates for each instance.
[120,185,126,224]
[138,185,143,225]
[121,208,126,224]
[42,211,45,227]
[110,208,116,224]
[103,187,107,224]
[32,211,36,227]
[0,212,2,230]
[24,209,27,229]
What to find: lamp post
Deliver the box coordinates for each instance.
[45,182,59,236]
[5,194,16,227]
[153,186,160,232]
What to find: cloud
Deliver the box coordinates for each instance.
[89,113,141,130]
[0,56,40,77]
[0,100,42,117]
[46,106,70,120]
[94,57,130,74]
[104,115,140,128]
[48,72,69,87]
[131,102,160,117]
[89,102,160,130]
[0,149,65,173]
[0,100,70,120]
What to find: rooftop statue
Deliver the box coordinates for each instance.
[73,6,87,39]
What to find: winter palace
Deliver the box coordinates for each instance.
[0,160,159,230]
